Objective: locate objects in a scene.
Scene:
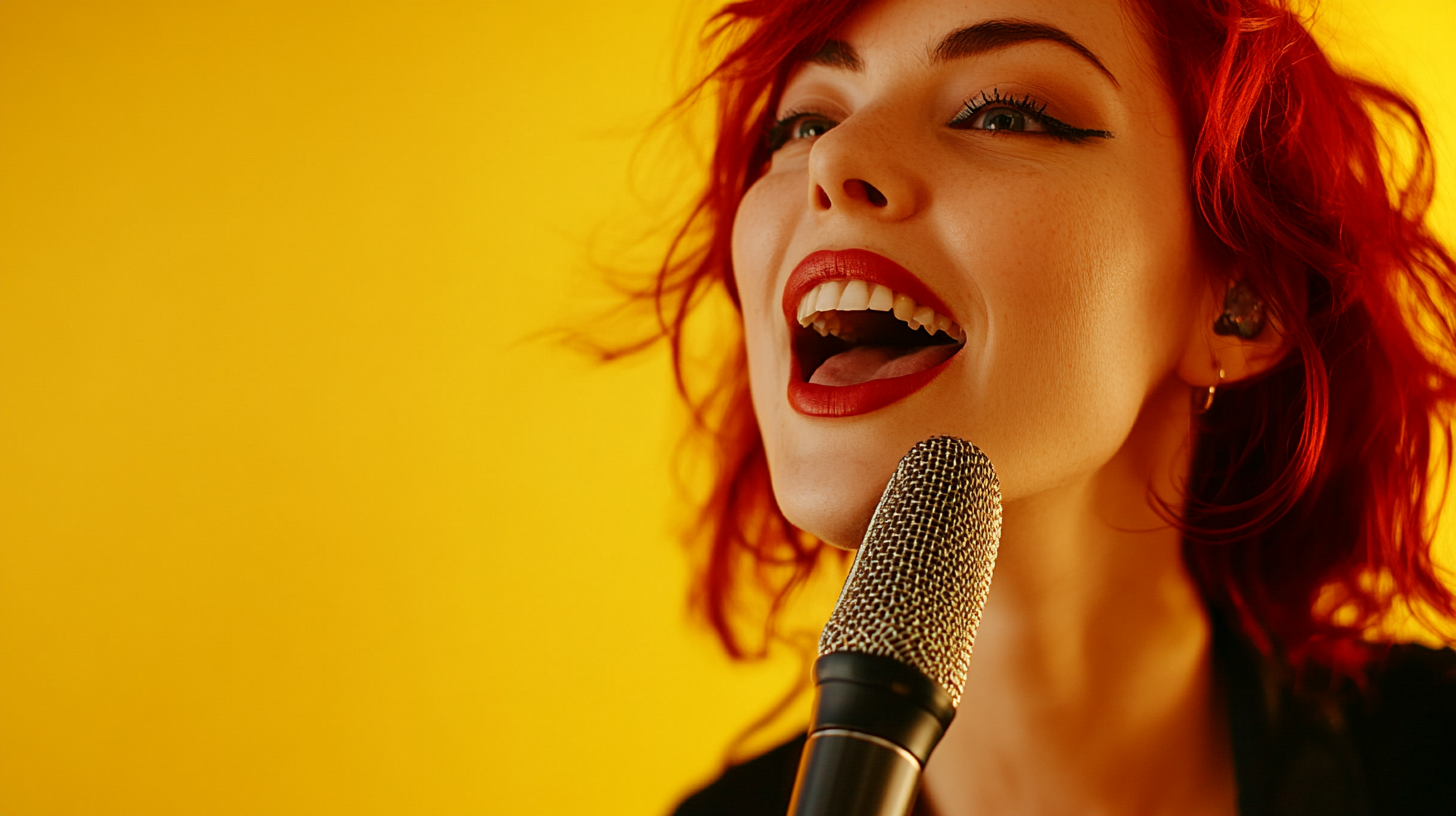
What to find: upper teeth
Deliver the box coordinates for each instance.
[796,279,964,341]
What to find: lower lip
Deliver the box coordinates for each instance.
[787,351,960,417]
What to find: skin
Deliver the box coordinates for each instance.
[729,0,1288,813]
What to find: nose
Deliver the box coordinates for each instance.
[807,113,925,221]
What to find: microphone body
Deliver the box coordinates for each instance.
[788,652,954,815]
[787,437,1002,816]
[790,731,919,816]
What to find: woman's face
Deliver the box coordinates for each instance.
[732,0,1212,547]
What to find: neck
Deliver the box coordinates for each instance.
[921,377,1236,815]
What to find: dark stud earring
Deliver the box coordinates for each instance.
[1213,281,1266,340]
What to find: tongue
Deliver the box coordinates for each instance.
[809,344,959,387]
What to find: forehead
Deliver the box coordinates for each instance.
[828,0,1151,84]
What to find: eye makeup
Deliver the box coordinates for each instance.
[766,86,1112,154]
[950,88,1113,143]
[767,109,839,152]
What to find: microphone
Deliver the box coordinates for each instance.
[787,436,1002,816]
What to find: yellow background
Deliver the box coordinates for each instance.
[1,2,1452,814]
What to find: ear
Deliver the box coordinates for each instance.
[1176,275,1294,390]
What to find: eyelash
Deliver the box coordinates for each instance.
[766,88,1112,151]
[951,88,1112,143]
[767,109,834,152]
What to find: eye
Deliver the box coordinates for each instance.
[768,112,839,152]
[790,115,836,139]
[949,89,1113,143]
[959,105,1046,133]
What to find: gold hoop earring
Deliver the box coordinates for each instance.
[1198,365,1225,414]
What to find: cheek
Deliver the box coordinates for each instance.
[936,163,1197,497]
[730,174,797,320]
[730,171,803,453]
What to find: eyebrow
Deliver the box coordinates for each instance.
[807,38,862,71]
[807,18,1120,89]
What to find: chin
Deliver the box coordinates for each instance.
[760,375,983,550]
[757,368,1143,551]
[768,436,887,549]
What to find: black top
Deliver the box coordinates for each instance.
[673,620,1456,815]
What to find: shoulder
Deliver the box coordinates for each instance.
[671,735,805,816]
[1352,642,1456,747]
[1345,643,1456,811]
[1363,641,1456,714]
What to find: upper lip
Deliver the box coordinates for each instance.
[780,248,957,328]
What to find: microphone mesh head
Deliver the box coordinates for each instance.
[818,436,1002,707]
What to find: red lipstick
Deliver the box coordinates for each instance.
[783,249,961,418]
[781,249,955,327]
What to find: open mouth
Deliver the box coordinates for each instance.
[783,249,965,417]
[793,278,964,387]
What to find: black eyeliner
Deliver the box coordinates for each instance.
[767,110,837,152]
[1034,114,1113,142]
[766,118,793,152]
[951,88,1113,143]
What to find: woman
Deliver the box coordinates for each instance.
[635,0,1456,812]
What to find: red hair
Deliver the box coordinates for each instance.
[634,0,1456,674]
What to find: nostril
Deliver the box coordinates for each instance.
[844,179,888,207]
[816,186,832,210]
